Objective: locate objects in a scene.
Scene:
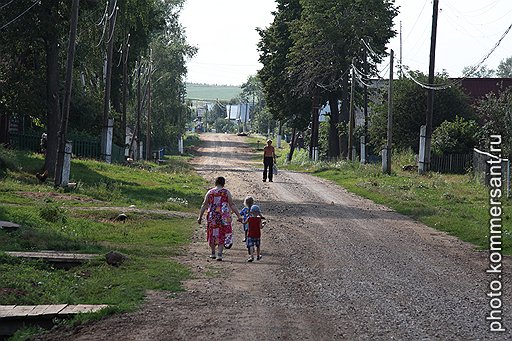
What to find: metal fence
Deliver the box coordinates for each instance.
[9,133,125,164]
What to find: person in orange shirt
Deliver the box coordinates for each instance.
[262,139,276,182]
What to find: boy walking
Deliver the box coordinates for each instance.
[244,205,266,262]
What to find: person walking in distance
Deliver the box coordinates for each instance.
[243,205,266,262]
[197,176,242,261]
[263,139,276,182]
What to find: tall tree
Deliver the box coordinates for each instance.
[461,64,495,78]
[496,56,512,78]
[286,0,397,157]
[257,0,311,157]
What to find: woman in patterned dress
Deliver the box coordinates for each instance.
[197,176,242,261]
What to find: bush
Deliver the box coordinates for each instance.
[39,201,67,224]
[0,145,18,178]
[432,116,479,154]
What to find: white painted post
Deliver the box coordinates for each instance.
[418,125,426,173]
[61,141,72,186]
[105,118,114,164]
[360,136,366,164]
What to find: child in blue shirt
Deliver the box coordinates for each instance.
[239,196,254,243]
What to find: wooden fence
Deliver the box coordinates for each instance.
[430,153,472,174]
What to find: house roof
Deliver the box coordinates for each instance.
[457,78,512,102]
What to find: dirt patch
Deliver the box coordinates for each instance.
[34,133,510,340]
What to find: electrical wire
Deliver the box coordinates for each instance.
[0,0,15,11]
[403,0,429,43]
[0,0,40,31]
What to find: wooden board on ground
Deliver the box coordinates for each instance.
[0,304,108,319]
[5,251,97,261]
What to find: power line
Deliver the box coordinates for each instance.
[0,0,40,31]
[0,0,15,11]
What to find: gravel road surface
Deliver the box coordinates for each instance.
[35,133,510,340]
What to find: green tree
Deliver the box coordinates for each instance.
[286,0,397,157]
[475,87,512,157]
[432,116,479,154]
[369,71,474,153]
[496,56,512,77]
[461,64,495,77]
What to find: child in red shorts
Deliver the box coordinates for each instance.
[243,205,266,262]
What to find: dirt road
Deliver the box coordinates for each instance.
[37,133,510,340]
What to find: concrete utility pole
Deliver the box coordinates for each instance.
[419,0,439,174]
[383,50,394,175]
[101,0,117,163]
[310,96,320,161]
[55,0,79,187]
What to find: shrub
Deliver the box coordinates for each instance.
[432,116,479,154]
[39,201,67,224]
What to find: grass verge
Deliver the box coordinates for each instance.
[0,148,206,339]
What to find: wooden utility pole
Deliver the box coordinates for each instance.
[348,63,355,161]
[55,0,79,187]
[146,51,152,161]
[383,50,394,174]
[121,33,129,154]
[101,0,117,163]
[362,49,369,164]
[419,0,439,174]
[136,58,142,160]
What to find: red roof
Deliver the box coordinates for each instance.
[457,78,512,102]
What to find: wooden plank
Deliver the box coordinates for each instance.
[59,304,108,315]
[40,304,67,315]
[5,306,36,317]
[25,305,51,316]
[5,251,97,262]
[0,306,16,318]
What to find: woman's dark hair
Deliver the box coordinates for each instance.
[215,176,225,186]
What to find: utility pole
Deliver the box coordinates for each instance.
[146,50,152,161]
[310,96,320,161]
[419,0,439,174]
[361,49,369,164]
[348,62,355,161]
[101,0,117,163]
[399,21,403,79]
[383,49,394,174]
[136,58,142,160]
[122,33,129,157]
[55,0,79,187]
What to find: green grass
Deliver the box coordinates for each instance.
[279,147,512,255]
[0,149,207,338]
[186,83,241,101]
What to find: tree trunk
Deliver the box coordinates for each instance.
[328,92,340,158]
[339,77,350,158]
[43,30,61,176]
[0,114,9,146]
[287,127,297,162]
